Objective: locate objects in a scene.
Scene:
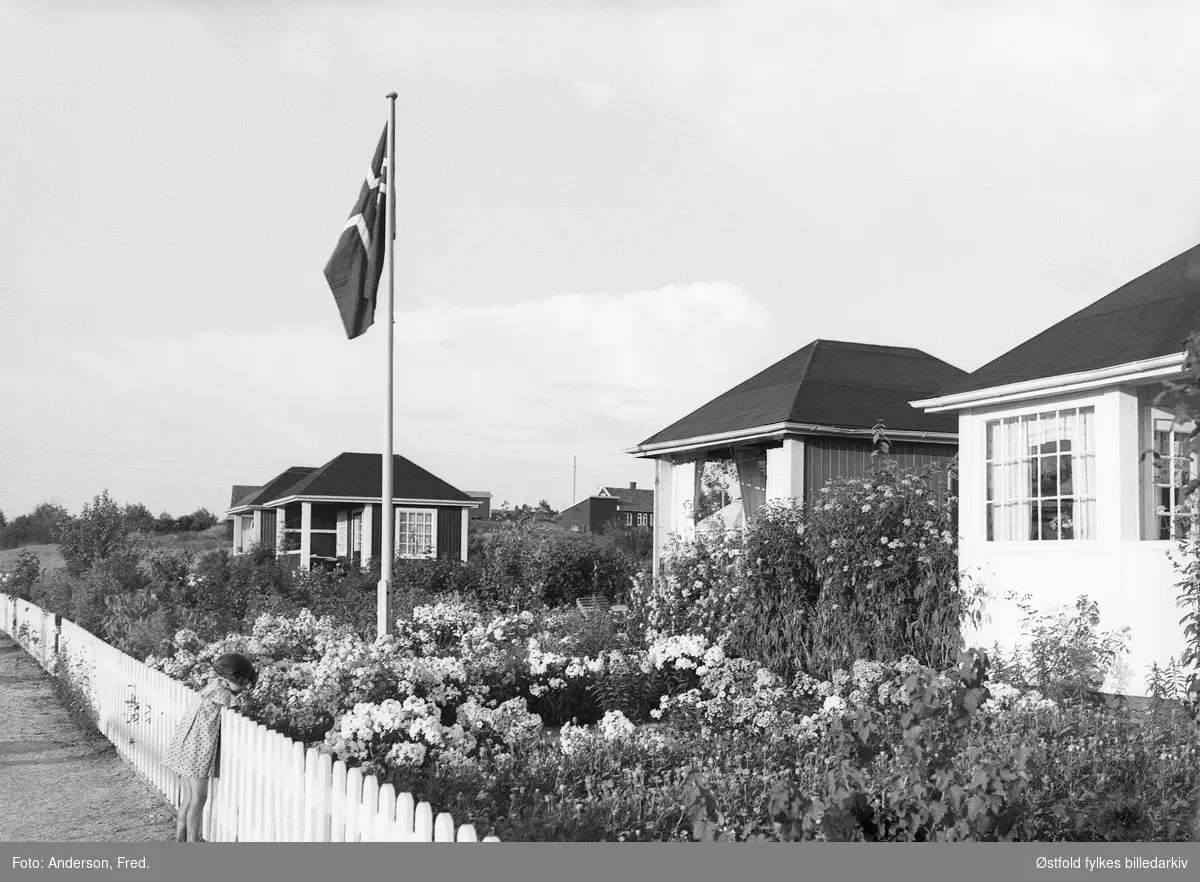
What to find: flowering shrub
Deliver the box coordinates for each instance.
[802,465,980,676]
[640,523,743,642]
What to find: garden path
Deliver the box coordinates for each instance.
[0,633,177,841]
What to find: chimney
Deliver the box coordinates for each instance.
[630,482,636,490]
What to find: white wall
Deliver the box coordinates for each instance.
[957,386,1189,695]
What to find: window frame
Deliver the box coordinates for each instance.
[983,405,1097,542]
[1150,412,1197,541]
[394,507,437,559]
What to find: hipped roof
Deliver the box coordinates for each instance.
[936,242,1200,397]
[230,468,318,511]
[637,340,966,447]
[258,452,474,506]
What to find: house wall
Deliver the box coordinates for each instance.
[559,497,619,534]
[956,386,1189,696]
[803,438,958,505]
[436,506,464,560]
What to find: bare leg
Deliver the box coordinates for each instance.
[175,779,191,842]
[186,777,209,842]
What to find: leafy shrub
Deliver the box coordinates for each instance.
[726,501,817,680]
[1,549,42,600]
[997,593,1131,703]
[802,465,979,677]
[59,490,133,577]
[538,534,632,607]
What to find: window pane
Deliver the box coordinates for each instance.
[1059,499,1074,540]
[1040,499,1060,541]
[1038,412,1058,451]
[1039,456,1057,497]
[986,504,995,541]
[1058,454,1072,496]
[987,421,1000,460]
[1058,410,1075,452]
[986,462,995,501]
[1030,501,1041,541]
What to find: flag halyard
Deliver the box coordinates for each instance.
[324,126,390,339]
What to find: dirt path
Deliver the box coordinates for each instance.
[0,634,177,841]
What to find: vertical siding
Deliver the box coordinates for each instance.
[371,504,383,560]
[261,510,277,551]
[436,507,462,560]
[803,437,958,505]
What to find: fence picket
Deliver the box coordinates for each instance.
[395,791,415,842]
[414,802,433,842]
[343,767,364,843]
[329,760,347,843]
[0,594,495,844]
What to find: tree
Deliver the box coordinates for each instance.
[59,490,133,577]
[0,502,69,549]
[0,509,6,531]
[123,502,156,534]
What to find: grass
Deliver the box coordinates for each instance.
[0,525,229,574]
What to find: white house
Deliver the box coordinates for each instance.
[914,243,1200,695]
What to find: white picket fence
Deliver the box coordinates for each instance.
[0,592,498,842]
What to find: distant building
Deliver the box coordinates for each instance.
[557,495,619,535]
[465,491,492,520]
[596,482,654,529]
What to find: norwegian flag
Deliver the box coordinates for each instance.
[324,126,392,339]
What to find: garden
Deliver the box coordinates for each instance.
[5,466,1200,841]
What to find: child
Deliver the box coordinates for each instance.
[164,652,257,842]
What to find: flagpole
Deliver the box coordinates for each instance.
[379,91,398,640]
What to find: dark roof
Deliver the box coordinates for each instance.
[230,467,318,510]
[230,485,261,507]
[936,243,1200,397]
[259,452,473,505]
[600,486,654,512]
[638,340,966,447]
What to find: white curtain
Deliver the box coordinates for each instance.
[736,450,767,524]
[1071,408,1096,539]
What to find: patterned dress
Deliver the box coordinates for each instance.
[164,680,235,779]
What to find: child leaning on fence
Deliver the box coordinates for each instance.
[164,652,257,842]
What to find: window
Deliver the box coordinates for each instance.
[637,512,648,527]
[351,511,363,555]
[395,509,435,558]
[624,512,633,526]
[985,407,1096,541]
[1153,417,1196,540]
[240,515,255,551]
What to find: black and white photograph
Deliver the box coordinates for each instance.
[1,1,1198,876]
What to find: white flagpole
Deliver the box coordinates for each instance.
[378,91,398,640]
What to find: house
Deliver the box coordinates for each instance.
[597,482,654,529]
[465,491,492,520]
[913,243,1200,695]
[558,495,620,534]
[226,484,261,543]
[227,452,478,569]
[625,339,967,575]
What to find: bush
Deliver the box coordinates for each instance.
[726,501,818,680]
[995,593,1131,703]
[801,465,979,677]
[538,534,632,607]
[1,549,42,600]
[59,490,133,577]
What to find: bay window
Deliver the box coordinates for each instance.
[985,407,1096,541]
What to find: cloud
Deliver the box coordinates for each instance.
[67,282,770,502]
[572,79,613,109]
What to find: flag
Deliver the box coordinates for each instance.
[324,126,392,339]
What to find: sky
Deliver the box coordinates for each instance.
[4,0,1200,520]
